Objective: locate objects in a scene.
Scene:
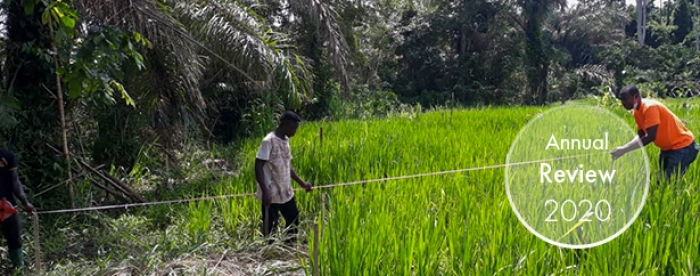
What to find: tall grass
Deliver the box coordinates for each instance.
[32,99,700,275]
[288,101,699,275]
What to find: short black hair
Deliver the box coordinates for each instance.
[280,111,301,124]
[618,85,640,99]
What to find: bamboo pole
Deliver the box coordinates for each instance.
[48,16,76,209]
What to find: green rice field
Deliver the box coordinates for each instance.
[218,99,700,275]
[38,99,700,275]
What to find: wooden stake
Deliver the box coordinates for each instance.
[312,222,319,276]
[321,192,327,235]
[313,193,326,276]
[32,213,41,273]
[319,127,323,148]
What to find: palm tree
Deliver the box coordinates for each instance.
[74,0,350,139]
[1,0,352,206]
[511,0,567,104]
[545,2,630,101]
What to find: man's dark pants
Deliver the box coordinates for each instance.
[659,140,700,180]
[261,196,300,244]
[1,213,22,268]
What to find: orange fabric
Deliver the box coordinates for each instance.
[0,198,16,222]
[634,99,694,151]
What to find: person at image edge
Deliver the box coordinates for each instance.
[610,85,700,180]
[0,146,37,270]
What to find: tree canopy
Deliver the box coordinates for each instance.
[0,0,698,210]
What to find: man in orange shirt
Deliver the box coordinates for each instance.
[610,85,700,180]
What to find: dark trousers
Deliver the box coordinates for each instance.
[1,214,21,251]
[261,196,300,243]
[659,140,699,180]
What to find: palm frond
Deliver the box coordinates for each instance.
[73,0,212,152]
[286,0,351,95]
[574,64,612,82]
[547,3,629,47]
[174,0,313,107]
[176,1,274,85]
[74,0,206,112]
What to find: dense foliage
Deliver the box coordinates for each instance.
[0,0,698,218]
[0,0,699,273]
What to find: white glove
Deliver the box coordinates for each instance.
[611,135,643,160]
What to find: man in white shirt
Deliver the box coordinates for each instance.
[255,111,313,245]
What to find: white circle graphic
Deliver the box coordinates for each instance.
[505,104,650,249]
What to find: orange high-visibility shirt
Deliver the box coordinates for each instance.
[633,99,694,151]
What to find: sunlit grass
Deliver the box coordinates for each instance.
[31,99,700,275]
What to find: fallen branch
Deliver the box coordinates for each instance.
[46,144,147,203]
[79,171,132,204]
[77,160,147,203]
[35,165,104,197]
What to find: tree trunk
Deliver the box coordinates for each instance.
[695,0,699,51]
[460,25,467,55]
[637,0,646,46]
[523,0,549,105]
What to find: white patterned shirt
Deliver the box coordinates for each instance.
[255,131,294,204]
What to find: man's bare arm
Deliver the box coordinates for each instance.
[640,125,658,146]
[10,170,29,206]
[291,166,312,191]
[291,167,304,185]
